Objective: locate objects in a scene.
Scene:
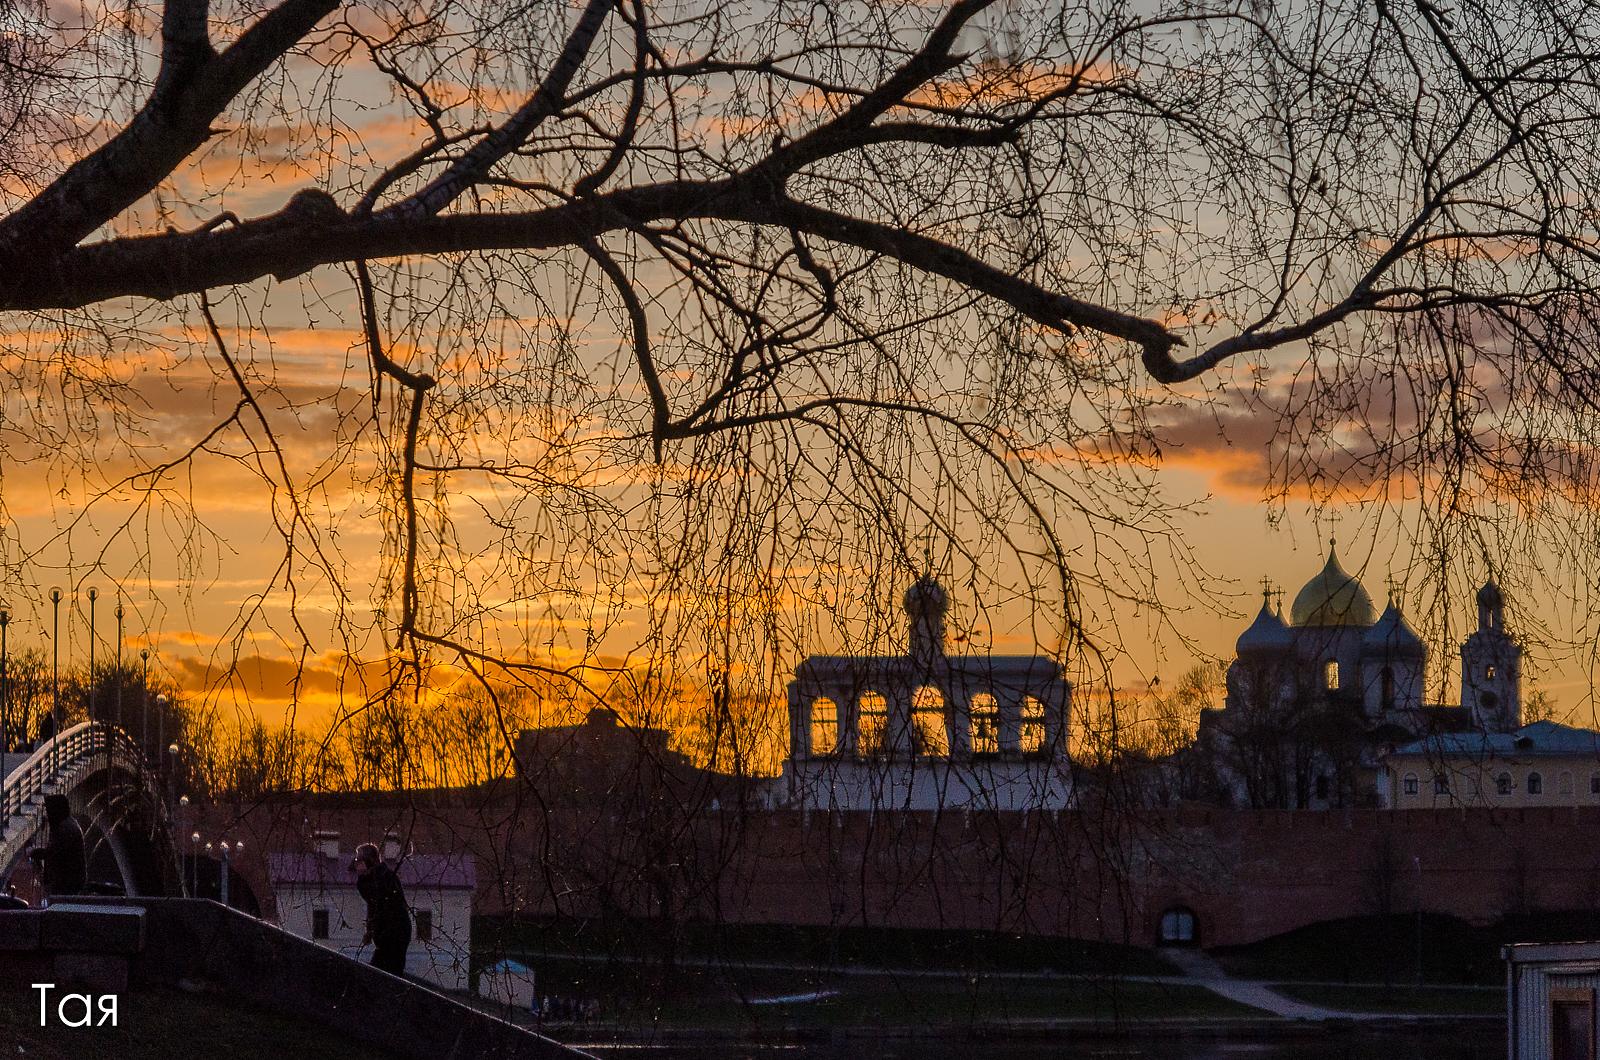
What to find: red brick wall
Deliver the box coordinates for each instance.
[190,799,1600,949]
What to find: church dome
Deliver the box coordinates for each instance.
[904,575,949,618]
[1290,545,1377,627]
[1237,596,1291,655]
[1477,580,1503,611]
[1362,602,1425,657]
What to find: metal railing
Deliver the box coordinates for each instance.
[0,721,147,881]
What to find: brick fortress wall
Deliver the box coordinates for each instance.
[192,799,1600,949]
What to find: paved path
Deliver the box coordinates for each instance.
[1157,948,1352,1020]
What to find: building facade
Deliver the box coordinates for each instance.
[1197,545,1526,809]
[776,577,1073,810]
[1380,720,1600,808]
[268,831,476,991]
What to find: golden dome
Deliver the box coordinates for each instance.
[1290,544,1376,627]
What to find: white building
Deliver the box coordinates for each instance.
[1506,940,1600,1060]
[776,577,1073,811]
[268,831,477,992]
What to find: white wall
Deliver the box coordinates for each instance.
[274,880,473,992]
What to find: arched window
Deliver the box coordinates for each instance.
[1590,773,1600,796]
[1403,773,1418,796]
[1020,696,1046,754]
[1486,664,1497,679]
[1158,906,1198,946]
[1324,660,1340,691]
[1434,773,1449,795]
[912,686,949,756]
[1381,667,1395,709]
[1561,771,1574,796]
[969,693,1000,755]
[1528,772,1543,796]
[809,698,838,756]
[1497,772,1514,796]
[857,693,888,756]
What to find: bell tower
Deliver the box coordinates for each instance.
[1461,579,1521,731]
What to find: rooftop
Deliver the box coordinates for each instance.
[267,852,477,891]
[1388,719,1600,758]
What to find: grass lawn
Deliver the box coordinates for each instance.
[476,916,1179,977]
[502,955,1264,1030]
[1270,983,1505,1016]
[0,982,395,1060]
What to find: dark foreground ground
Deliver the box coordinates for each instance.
[0,982,391,1060]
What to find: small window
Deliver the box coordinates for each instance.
[1433,773,1449,795]
[1403,773,1418,796]
[1485,665,1497,679]
[1158,906,1198,945]
[414,909,433,943]
[1020,696,1046,754]
[969,694,1000,755]
[1528,772,1544,796]
[1324,661,1340,691]
[808,698,838,756]
[1561,771,1574,796]
[912,686,949,756]
[312,909,330,940]
[1590,773,1600,795]
[1497,772,1514,795]
[1380,667,1395,709]
[857,693,888,756]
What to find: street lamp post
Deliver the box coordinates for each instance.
[176,794,190,897]
[1,606,10,761]
[220,841,231,908]
[191,831,201,898]
[139,649,149,760]
[114,602,124,731]
[48,587,60,774]
[156,693,169,778]
[86,587,97,723]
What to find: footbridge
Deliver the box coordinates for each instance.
[1,722,179,898]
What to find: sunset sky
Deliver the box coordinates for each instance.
[3,0,1597,754]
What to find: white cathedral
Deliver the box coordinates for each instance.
[775,576,1074,811]
[1196,543,1522,809]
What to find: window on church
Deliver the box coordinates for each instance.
[1486,664,1497,679]
[1403,773,1418,796]
[1497,772,1514,795]
[912,686,949,756]
[1381,667,1395,709]
[1561,771,1574,796]
[1324,661,1340,691]
[969,693,1000,755]
[1591,773,1600,796]
[809,698,838,756]
[1528,772,1544,796]
[857,693,888,756]
[1434,773,1449,795]
[1020,696,1046,754]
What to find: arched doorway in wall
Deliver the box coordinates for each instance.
[1158,905,1200,947]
